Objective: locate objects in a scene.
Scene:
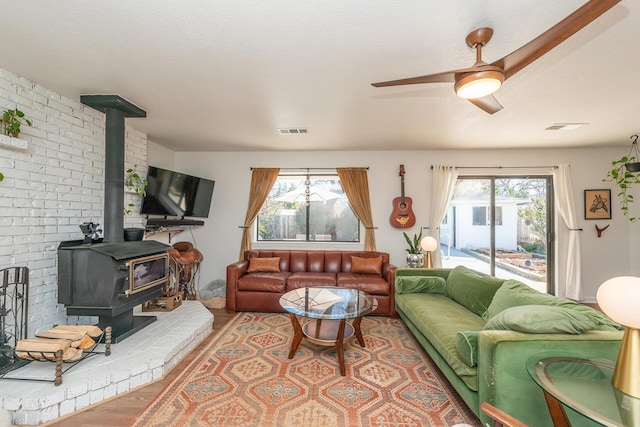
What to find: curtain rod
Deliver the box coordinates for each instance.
[250,167,369,170]
[430,165,558,169]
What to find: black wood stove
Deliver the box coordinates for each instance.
[57,95,171,342]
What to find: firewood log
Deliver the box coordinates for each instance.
[62,347,83,362]
[15,338,71,360]
[54,324,103,338]
[76,335,96,350]
[35,330,86,341]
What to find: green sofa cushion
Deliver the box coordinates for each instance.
[484,305,599,334]
[446,265,505,316]
[455,331,479,367]
[483,279,621,330]
[395,292,485,391]
[396,276,447,294]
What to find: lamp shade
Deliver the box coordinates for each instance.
[597,276,640,329]
[455,70,504,99]
[420,236,438,252]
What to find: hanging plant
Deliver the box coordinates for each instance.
[604,134,640,222]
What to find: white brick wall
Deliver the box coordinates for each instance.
[0,68,148,335]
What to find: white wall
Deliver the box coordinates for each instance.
[0,69,148,334]
[174,148,638,303]
[147,140,175,171]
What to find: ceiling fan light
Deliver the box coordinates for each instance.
[455,70,504,99]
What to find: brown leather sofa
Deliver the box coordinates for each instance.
[226,250,397,315]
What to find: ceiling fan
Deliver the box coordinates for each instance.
[371,0,620,114]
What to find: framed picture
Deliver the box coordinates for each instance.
[584,189,612,220]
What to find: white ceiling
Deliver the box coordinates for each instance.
[0,1,637,152]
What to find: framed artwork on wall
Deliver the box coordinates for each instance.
[584,189,612,220]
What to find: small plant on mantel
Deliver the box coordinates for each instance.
[124,165,147,216]
[604,134,640,222]
[1,108,32,137]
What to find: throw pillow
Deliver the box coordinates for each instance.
[484,305,599,334]
[455,331,479,367]
[446,265,505,316]
[351,256,383,275]
[482,279,621,330]
[396,276,447,294]
[247,257,281,273]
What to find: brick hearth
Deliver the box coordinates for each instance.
[0,301,213,426]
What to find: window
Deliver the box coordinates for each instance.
[472,206,503,226]
[440,176,553,294]
[472,206,487,225]
[256,174,360,242]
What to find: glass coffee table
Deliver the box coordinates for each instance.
[279,287,378,376]
[527,355,640,426]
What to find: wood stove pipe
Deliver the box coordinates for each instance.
[80,95,146,243]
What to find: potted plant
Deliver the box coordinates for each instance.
[123,165,148,241]
[123,165,147,216]
[403,229,424,268]
[1,108,32,137]
[604,135,640,222]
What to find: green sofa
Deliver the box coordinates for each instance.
[395,266,623,427]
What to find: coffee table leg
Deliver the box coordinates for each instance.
[353,316,365,347]
[288,313,303,359]
[543,390,572,427]
[336,319,346,376]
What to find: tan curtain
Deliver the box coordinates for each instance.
[337,167,376,251]
[238,168,280,260]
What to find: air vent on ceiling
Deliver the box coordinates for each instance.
[545,123,588,131]
[278,128,308,134]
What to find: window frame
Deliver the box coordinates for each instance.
[255,172,361,243]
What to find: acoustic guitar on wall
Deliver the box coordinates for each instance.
[390,165,416,228]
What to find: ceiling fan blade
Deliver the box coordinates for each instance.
[371,66,488,87]
[493,0,620,79]
[468,95,503,114]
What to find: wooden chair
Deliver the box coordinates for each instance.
[480,402,529,427]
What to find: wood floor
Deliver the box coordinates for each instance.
[44,308,235,427]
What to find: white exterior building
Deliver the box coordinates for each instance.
[439,195,529,251]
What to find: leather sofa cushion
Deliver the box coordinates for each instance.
[337,273,389,296]
[324,252,343,273]
[290,251,308,272]
[238,272,291,292]
[247,257,280,273]
[286,272,337,290]
[350,256,382,275]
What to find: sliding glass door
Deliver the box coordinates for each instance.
[439,176,554,293]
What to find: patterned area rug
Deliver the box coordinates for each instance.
[131,312,481,427]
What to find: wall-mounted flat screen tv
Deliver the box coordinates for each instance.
[140,166,215,218]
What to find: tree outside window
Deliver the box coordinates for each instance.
[257,175,360,242]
